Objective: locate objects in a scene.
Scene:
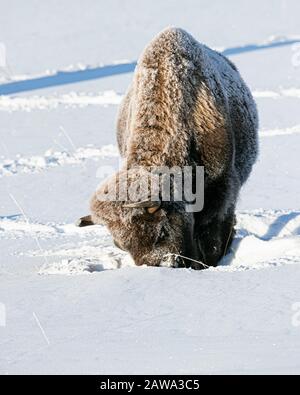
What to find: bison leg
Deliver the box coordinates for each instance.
[197,213,236,267]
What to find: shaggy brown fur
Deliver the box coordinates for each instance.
[86,27,258,268]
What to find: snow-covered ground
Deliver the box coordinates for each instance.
[0,0,300,374]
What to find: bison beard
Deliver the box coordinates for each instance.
[78,27,258,269]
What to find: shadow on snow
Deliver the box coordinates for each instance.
[0,38,299,95]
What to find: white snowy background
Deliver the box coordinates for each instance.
[0,0,300,374]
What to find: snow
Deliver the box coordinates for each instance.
[0,91,123,112]
[0,0,300,375]
[0,144,118,176]
[253,88,300,98]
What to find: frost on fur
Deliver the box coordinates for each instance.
[90,27,258,268]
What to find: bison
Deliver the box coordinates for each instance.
[78,27,258,269]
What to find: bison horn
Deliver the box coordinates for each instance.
[123,200,161,214]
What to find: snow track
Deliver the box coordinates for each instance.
[0,91,123,112]
[220,210,300,271]
[0,145,118,177]
[253,88,300,99]
[0,215,103,238]
[1,210,299,274]
[1,121,298,178]
[260,125,300,137]
[0,88,300,113]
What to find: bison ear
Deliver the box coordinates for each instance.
[76,215,94,227]
[123,200,161,214]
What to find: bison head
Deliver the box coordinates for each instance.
[89,168,201,268]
